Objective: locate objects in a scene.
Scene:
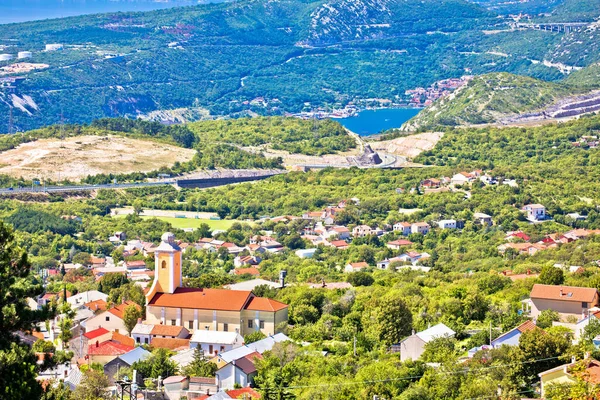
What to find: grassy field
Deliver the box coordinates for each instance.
[136,216,239,231]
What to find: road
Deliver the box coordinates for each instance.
[0,181,175,195]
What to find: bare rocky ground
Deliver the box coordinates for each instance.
[0,135,196,182]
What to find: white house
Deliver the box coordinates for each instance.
[84,301,140,335]
[67,290,108,308]
[522,204,547,221]
[131,323,154,345]
[393,222,412,236]
[399,323,455,362]
[473,212,493,226]
[438,219,457,229]
[451,173,474,186]
[411,222,430,235]
[190,330,244,357]
[344,262,369,273]
[352,225,373,237]
[295,248,318,259]
[215,352,261,390]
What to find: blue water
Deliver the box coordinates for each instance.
[0,0,226,25]
[333,108,421,136]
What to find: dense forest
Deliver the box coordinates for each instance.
[0,0,596,131]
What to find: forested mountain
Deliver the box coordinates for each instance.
[0,0,597,132]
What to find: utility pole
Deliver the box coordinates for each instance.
[489,320,492,346]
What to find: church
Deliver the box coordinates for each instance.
[145,233,288,336]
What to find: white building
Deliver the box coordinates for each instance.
[67,290,108,308]
[190,330,244,357]
[411,222,430,235]
[438,219,457,229]
[45,43,63,51]
[393,222,412,236]
[399,323,455,361]
[522,204,547,221]
[0,54,13,61]
[17,51,32,59]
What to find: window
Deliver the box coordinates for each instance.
[188,321,194,329]
[171,319,176,326]
[136,337,140,343]
[144,338,148,344]
[220,346,225,352]
[209,345,213,354]
[161,260,166,269]
[259,320,265,329]
[223,323,228,332]
[248,320,253,329]
[583,302,589,308]
[105,316,110,322]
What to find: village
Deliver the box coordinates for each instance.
[24,165,600,399]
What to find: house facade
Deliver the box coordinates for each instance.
[529,284,599,320]
[398,323,455,362]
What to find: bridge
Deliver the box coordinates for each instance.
[0,170,286,195]
[511,22,590,33]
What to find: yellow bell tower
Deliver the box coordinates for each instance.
[145,232,182,304]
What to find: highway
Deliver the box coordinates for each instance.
[0,181,176,195]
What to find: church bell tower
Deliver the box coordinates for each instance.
[145,232,182,304]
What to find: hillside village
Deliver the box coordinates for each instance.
[22,159,600,398]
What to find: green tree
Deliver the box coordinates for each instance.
[245,331,267,344]
[182,347,218,377]
[41,381,75,400]
[0,221,53,399]
[421,336,459,363]
[133,348,178,379]
[133,199,144,216]
[72,251,92,266]
[537,309,560,329]
[74,369,110,400]
[346,272,374,287]
[539,265,565,286]
[58,317,73,348]
[123,304,142,336]
[98,273,129,294]
[375,293,413,346]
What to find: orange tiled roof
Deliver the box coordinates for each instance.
[151,338,190,351]
[150,324,187,337]
[234,267,260,276]
[148,288,253,311]
[85,299,107,312]
[245,297,288,312]
[111,332,135,347]
[108,301,141,319]
[530,284,598,303]
[516,320,538,333]
[227,387,261,399]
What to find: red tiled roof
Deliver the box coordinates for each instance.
[226,387,261,399]
[148,288,253,311]
[84,327,109,340]
[108,301,141,319]
[245,297,288,312]
[530,284,598,303]
[125,260,147,268]
[234,267,260,276]
[88,340,134,356]
[151,338,190,351]
[348,262,368,269]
